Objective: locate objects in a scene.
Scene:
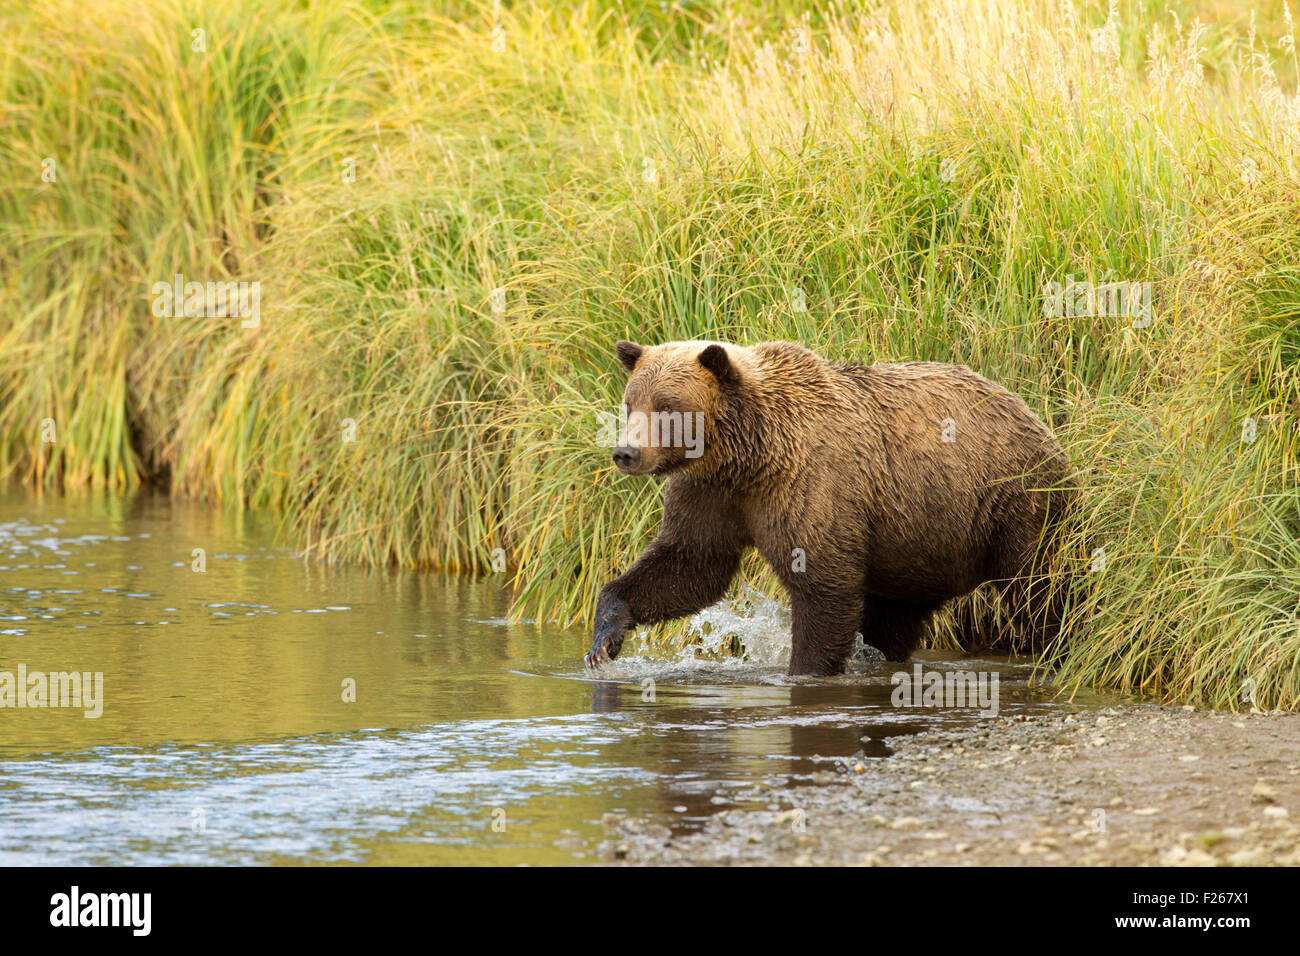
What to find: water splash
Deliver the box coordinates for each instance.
[608,585,890,677]
[681,585,793,666]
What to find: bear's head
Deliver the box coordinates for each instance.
[609,339,739,477]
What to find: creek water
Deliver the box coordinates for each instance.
[0,490,1095,865]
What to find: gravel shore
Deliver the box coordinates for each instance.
[599,705,1300,865]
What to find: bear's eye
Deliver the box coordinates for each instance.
[654,400,675,414]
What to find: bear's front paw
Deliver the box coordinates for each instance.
[585,593,631,668]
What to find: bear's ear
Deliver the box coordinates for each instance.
[698,343,734,383]
[615,340,643,373]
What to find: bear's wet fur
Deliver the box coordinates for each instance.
[586,340,1072,676]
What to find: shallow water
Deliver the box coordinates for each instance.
[0,490,1102,865]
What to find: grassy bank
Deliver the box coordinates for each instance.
[2,0,1298,708]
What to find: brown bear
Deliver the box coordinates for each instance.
[585,339,1071,676]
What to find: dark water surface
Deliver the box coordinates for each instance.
[0,490,1101,865]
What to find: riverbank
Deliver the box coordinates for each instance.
[598,704,1300,865]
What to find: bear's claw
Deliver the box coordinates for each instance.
[584,636,618,669]
[587,591,630,670]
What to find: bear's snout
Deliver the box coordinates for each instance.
[612,445,641,472]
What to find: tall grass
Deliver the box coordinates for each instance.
[2,0,1298,708]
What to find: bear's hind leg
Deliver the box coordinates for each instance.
[860,596,938,662]
[788,589,863,676]
[988,514,1065,652]
[997,571,1065,652]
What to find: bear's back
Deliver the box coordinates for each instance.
[831,359,990,392]
[827,358,1064,480]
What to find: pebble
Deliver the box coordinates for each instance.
[1251,782,1277,805]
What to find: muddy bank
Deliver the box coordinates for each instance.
[598,705,1300,865]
